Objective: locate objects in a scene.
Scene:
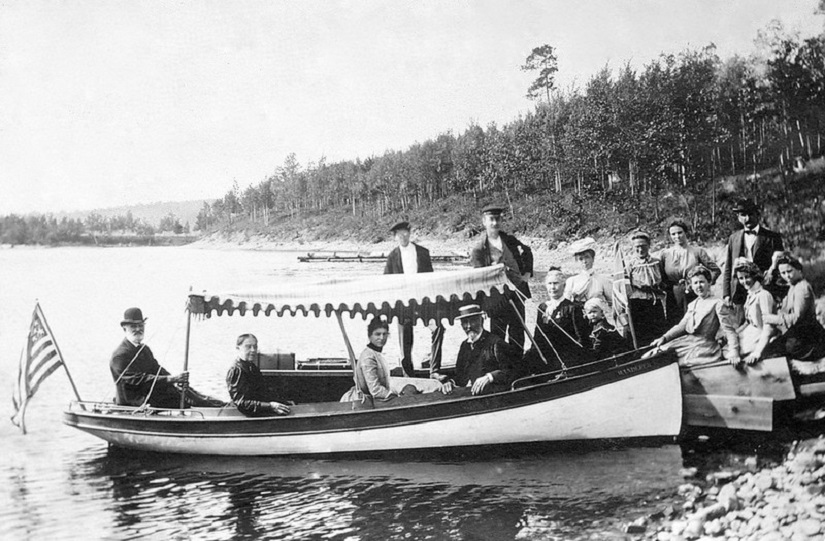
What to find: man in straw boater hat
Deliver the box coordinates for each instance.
[469,203,533,350]
[383,220,445,378]
[433,303,519,396]
[723,197,785,313]
[110,307,224,408]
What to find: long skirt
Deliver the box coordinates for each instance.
[629,298,667,347]
[737,324,764,357]
[660,334,722,368]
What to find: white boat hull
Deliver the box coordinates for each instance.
[67,361,681,455]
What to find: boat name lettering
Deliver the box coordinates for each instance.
[618,363,650,376]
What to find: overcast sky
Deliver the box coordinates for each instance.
[0,0,822,215]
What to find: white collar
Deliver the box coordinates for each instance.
[466,330,485,345]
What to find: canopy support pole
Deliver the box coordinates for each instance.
[335,311,361,393]
[179,306,192,410]
[624,282,639,350]
[509,299,549,366]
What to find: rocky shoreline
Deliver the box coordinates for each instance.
[615,437,825,541]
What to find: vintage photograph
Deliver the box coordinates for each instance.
[2,1,825,539]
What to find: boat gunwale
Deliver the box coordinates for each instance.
[63,351,678,437]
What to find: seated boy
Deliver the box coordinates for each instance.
[584,298,628,360]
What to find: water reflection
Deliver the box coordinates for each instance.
[67,443,684,540]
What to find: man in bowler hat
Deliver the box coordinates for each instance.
[469,203,533,350]
[723,198,785,309]
[110,307,223,408]
[384,221,445,377]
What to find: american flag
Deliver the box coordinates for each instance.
[10,303,66,433]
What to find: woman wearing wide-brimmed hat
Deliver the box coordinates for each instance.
[564,237,613,312]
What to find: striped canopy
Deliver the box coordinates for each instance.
[187,264,516,325]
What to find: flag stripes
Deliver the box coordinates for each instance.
[11,303,66,433]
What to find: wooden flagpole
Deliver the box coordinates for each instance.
[179,304,193,410]
[36,302,82,401]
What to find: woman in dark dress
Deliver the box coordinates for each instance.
[763,254,825,362]
[226,333,291,417]
[524,268,592,374]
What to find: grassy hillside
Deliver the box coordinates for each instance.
[209,162,824,256]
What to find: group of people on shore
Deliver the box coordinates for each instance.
[108,197,825,416]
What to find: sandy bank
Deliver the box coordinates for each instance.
[190,231,727,280]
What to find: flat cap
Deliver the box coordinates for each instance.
[481,203,506,215]
[390,221,411,233]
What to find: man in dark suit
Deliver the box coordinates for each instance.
[469,203,533,350]
[434,304,519,395]
[110,307,223,408]
[723,198,785,308]
[384,221,445,377]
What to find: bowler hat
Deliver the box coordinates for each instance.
[455,303,485,320]
[390,221,411,233]
[481,203,506,215]
[121,307,147,326]
[733,198,759,214]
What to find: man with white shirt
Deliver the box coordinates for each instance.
[469,203,533,350]
[384,221,445,377]
[723,198,784,308]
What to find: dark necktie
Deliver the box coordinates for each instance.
[744,229,756,236]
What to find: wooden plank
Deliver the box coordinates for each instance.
[680,356,795,401]
[684,394,775,431]
[798,382,825,397]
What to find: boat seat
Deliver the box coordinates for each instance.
[256,352,296,370]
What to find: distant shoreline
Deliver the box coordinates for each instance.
[0,234,199,249]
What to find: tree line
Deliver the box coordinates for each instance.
[0,211,191,245]
[199,25,824,236]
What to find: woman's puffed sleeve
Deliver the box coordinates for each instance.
[226,365,274,416]
[662,312,689,343]
[779,284,812,331]
[715,301,741,360]
[358,354,394,400]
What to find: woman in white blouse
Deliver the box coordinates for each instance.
[732,258,776,365]
[564,237,613,311]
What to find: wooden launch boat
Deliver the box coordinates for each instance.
[63,265,683,456]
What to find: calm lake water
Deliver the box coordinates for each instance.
[0,246,780,540]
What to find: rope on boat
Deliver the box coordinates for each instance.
[512,287,568,372]
[101,310,187,406]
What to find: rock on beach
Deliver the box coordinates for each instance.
[636,437,825,541]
